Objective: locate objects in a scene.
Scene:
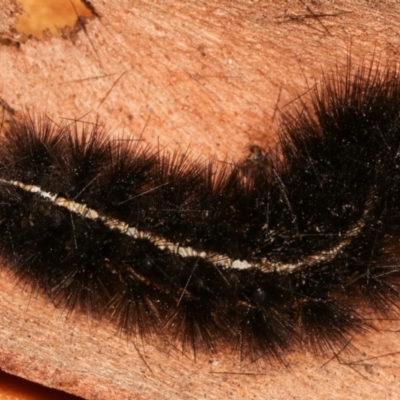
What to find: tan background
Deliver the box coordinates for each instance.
[1,0,400,399]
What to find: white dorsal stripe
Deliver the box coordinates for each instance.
[0,179,365,273]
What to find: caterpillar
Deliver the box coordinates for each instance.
[1,63,400,365]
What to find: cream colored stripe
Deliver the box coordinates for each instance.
[0,179,365,273]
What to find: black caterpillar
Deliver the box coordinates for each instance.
[1,64,400,364]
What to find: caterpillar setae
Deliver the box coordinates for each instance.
[1,63,400,364]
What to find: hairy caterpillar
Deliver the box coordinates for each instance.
[1,64,400,367]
